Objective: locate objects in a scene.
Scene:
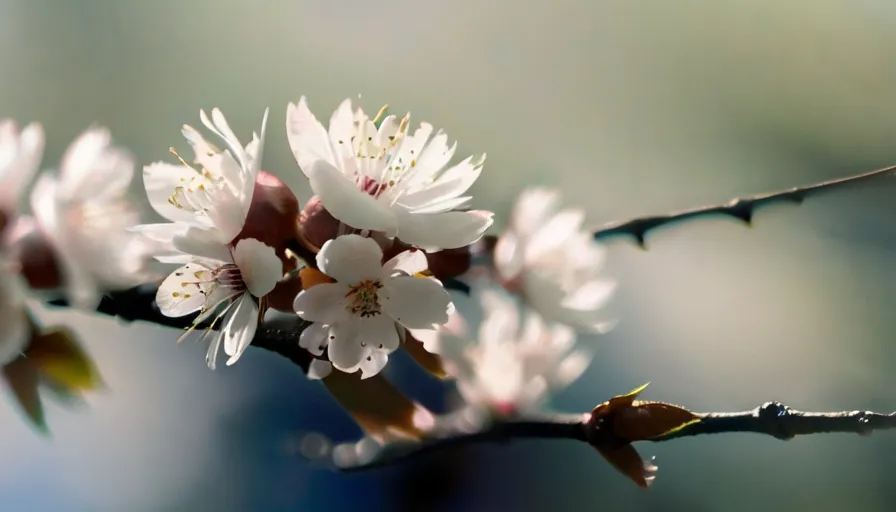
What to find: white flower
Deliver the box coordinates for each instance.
[449,289,591,415]
[29,127,159,309]
[0,120,44,217]
[494,188,616,333]
[293,234,454,379]
[156,236,282,369]
[137,108,268,248]
[286,97,493,251]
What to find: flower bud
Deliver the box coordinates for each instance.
[8,221,61,290]
[235,170,300,253]
[298,195,341,250]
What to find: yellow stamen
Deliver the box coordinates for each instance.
[372,104,389,124]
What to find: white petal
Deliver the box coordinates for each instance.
[413,132,456,180]
[286,97,337,174]
[404,195,473,215]
[130,222,187,246]
[478,295,521,347]
[153,253,195,265]
[308,160,398,235]
[223,293,259,365]
[510,187,560,236]
[156,263,220,317]
[299,322,329,356]
[493,231,525,280]
[201,108,247,170]
[360,351,389,379]
[552,349,593,389]
[398,177,473,211]
[28,174,60,240]
[361,314,401,352]
[293,282,351,323]
[562,279,617,311]
[203,190,250,242]
[307,359,333,380]
[327,99,356,166]
[206,330,224,370]
[0,122,44,213]
[317,234,384,284]
[58,127,134,201]
[172,227,232,262]
[380,275,452,329]
[394,209,493,251]
[327,315,399,374]
[326,320,366,373]
[382,248,428,276]
[232,238,282,297]
[433,153,485,187]
[524,209,585,265]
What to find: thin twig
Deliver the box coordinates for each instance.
[593,165,896,248]
[339,401,896,471]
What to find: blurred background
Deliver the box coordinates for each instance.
[2,0,896,510]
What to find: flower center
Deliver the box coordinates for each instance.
[338,110,425,205]
[213,263,246,292]
[345,279,383,318]
[165,148,227,214]
[170,263,246,305]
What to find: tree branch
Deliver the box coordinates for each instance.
[593,164,896,248]
[338,401,896,471]
[47,286,314,372]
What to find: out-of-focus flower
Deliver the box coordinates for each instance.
[494,188,616,333]
[137,108,269,250]
[286,97,493,251]
[156,237,282,369]
[0,120,43,365]
[293,234,454,379]
[447,289,592,417]
[29,127,159,309]
[0,120,44,219]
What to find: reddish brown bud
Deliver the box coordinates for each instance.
[298,195,341,250]
[13,226,62,290]
[235,170,301,253]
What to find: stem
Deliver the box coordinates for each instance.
[593,164,896,248]
[339,401,896,471]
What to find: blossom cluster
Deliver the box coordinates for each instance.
[1,97,617,428]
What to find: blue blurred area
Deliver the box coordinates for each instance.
[3,0,896,510]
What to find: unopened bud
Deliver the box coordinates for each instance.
[298,196,341,250]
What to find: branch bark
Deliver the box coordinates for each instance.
[48,286,314,372]
[339,401,896,471]
[593,164,896,247]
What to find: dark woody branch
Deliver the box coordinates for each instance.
[47,286,314,372]
[340,401,896,474]
[593,164,896,248]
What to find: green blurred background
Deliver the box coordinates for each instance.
[2,0,896,510]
